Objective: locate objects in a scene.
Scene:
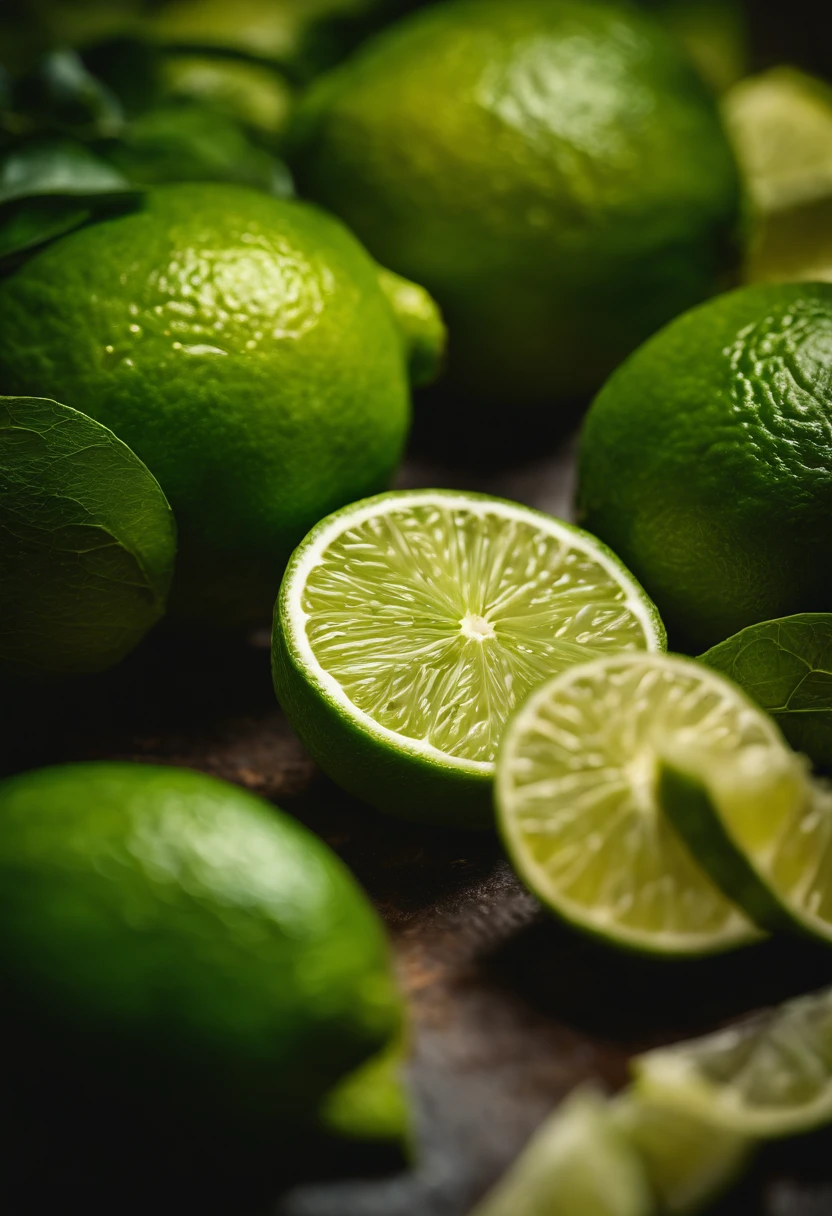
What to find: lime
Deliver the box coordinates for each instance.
[288,0,742,413]
[725,68,832,217]
[634,986,832,1139]
[611,1090,754,1214]
[660,737,832,945]
[160,56,293,142]
[0,182,443,627]
[496,653,768,954]
[0,395,175,680]
[0,762,402,1126]
[319,1035,411,1151]
[273,489,664,828]
[724,68,832,286]
[642,0,749,94]
[578,281,832,652]
[471,1085,654,1216]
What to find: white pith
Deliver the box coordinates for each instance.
[283,492,663,775]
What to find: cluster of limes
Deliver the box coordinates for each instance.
[3,1,832,1213]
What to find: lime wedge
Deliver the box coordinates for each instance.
[273,490,664,827]
[471,1086,653,1216]
[496,654,765,954]
[634,987,832,1139]
[725,68,832,215]
[611,1090,754,1214]
[660,746,832,945]
[724,68,832,284]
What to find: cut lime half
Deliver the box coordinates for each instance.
[273,490,664,827]
[496,654,766,954]
[634,986,832,1139]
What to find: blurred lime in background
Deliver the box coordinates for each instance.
[289,0,743,417]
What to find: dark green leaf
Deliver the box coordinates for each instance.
[12,48,124,138]
[109,101,292,195]
[0,396,176,681]
[0,197,91,265]
[700,614,832,766]
[0,138,136,207]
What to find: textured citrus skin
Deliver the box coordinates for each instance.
[289,0,742,410]
[0,763,401,1124]
[0,183,417,626]
[579,282,832,651]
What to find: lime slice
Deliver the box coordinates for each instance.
[724,68,832,215]
[470,1086,654,1216]
[611,1090,754,1214]
[634,987,832,1139]
[273,490,665,827]
[660,745,832,944]
[496,654,765,954]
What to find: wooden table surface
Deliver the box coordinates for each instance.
[5,435,832,1216]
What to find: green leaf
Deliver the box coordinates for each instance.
[0,396,176,681]
[12,47,124,139]
[0,197,91,265]
[700,614,832,766]
[0,138,137,206]
[109,101,293,195]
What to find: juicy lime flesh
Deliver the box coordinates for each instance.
[300,498,659,767]
[720,775,832,933]
[498,655,763,951]
[636,987,832,1136]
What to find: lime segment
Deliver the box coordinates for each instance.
[611,1090,754,1214]
[274,490,664,825]
[470,1086,653,1216]
[634,987,832,1139]
[496,654,764,954]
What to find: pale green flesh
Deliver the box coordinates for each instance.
[301,500,657,766]
[498,655,765,951]
[635,987,832,1137]
[718,774,832,933]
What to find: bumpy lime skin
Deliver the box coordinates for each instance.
[579,282,832,652]
[0,182,420,627]
[0,763,401,1125]
[289,0,742,411]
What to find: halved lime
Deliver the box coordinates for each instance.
[471,1086,653,1216]
[496,654,767,954]
[634,986,832,1139]
[273,490,665,827]
[611,1089,754,1214]
[661,744,832,945]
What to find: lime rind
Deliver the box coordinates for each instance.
[496,653,766,955]
[275,489,664,825]
[634,987,832,1139]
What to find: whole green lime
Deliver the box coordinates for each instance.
[578,282,832,651]
[0,182,442,626]
[288,0,742,413]
[0,395,176,680]
[0,762,401,1126]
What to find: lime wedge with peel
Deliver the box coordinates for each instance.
[471,1085,653,1216]
[611,1090,754,1214]
[634,986,832,1139]
[660,745,832,944]
[273,490,664,827]
[496,653,765,954]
